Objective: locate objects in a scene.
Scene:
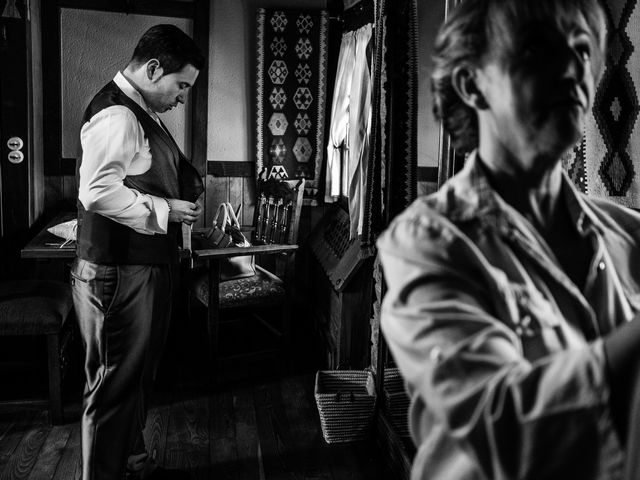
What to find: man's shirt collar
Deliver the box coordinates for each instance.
[113,71,159,121]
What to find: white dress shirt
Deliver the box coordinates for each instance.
[78,72,170,235]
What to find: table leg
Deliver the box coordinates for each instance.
[207,259,221,385]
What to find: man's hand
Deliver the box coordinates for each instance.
[167,199,203,225]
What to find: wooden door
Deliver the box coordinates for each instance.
[0,11,41,280]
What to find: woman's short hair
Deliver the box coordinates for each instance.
[131,24,205,75]
[431,0,606,153]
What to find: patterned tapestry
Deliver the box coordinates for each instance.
[564,0,640,207]
[256,9,329,206]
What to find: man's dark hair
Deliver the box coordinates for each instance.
[431,0,606,153]
[130,24,205,75]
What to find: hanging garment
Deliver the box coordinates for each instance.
[325,30,355,202]
[324,23,373,239]
[347,24,373,239]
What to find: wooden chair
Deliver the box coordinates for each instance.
[0,280,75,424]
[190,177,305,381]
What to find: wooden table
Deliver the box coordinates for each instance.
[192,241,298,382]
[21,212,77,259]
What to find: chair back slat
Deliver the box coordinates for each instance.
[252,176,305,246]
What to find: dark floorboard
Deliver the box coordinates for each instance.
[0,373,397,479]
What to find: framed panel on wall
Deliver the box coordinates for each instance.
[41,0,209,177]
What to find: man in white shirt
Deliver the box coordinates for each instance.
[71,24,204,480]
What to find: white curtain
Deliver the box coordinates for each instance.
[325,23,373,239]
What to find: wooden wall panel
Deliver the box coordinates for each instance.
[228,177,244,222]
[44,176,65,209]
[205,175,228,227]
[203,175,259,228]
[242,177,256,227]
[63,175,77,203]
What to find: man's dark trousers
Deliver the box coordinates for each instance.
[71,259,172,480]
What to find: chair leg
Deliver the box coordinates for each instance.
[279,302,293,373]
[282,254,295,371]
[47,334,63,424]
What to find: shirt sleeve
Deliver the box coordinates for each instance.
[377,211,622,479]
[78,106,169,235]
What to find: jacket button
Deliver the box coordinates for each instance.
[598,261,606,271]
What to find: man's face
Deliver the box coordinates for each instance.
[146,63,199,113]
[476,13,598,172]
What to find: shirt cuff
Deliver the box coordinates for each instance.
[149,195,169,234]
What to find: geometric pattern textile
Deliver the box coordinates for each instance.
[256,9,329,205]
[561,135,588,194]
[575,0,640,206]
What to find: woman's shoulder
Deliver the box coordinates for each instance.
[376,191,473,262]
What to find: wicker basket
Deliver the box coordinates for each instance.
[383,368,411,438]
[314,370,377,443]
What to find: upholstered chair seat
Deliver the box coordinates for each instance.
[0,281,72,335]
[192,265,285,309]
[0,280,74,424]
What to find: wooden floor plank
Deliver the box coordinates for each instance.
[164,393,210,479]
[232,388,261,479]
[163,389,184,470]
[74,456,82,480]
[182,395,210,480]
[0,412,21,445]
[280,375,333,480]
[143,392,171,468]
[27,423,73,480]
[252,381,293,480]
[51,424,81,480]
[0,411,49,480]
[209,391,240,479]
[0,410,38,475]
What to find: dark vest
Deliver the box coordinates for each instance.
[76,80,204,265]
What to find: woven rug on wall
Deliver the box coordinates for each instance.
[256,9,329,206]
[564,0,640,206]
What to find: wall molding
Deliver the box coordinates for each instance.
[58,0,194,18]
[207,161,254,178]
